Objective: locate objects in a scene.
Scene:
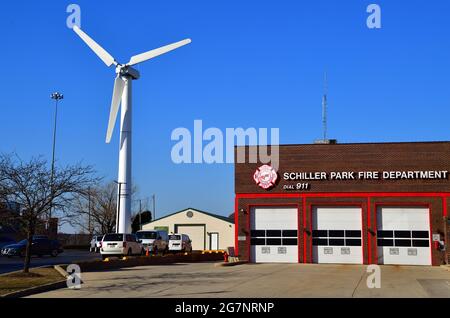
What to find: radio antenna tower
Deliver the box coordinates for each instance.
[322,71,328,141]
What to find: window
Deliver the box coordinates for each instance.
[394,231,411,238]
[412,231,429,239]
[345,230,361,238]
[312,238,328,246]
[282,230,298,237]
[329,239,345,246]
[312,230,327,237]
[251,230,265,237]
[282,238,298,246]
[266,238,282,246]
[266,230,282,237]
[251,238,265,245]
[377,239,394,247]
[103,234,124,242]
[136,232,157,240]
[345,239,362,246]
[329,230,345,238]
[377,230,394,238]
[412,240,429,247]
[394,240,411,247]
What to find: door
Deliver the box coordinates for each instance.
[177,225,205,251]
[377,206,431,265]
[250,207,298,263]
[210,233,219,250]
[312,206,363,264]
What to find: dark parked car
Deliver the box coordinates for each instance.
[0,237,16,249]
[1,237,63,258]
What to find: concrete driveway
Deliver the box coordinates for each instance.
[29,263,450,298]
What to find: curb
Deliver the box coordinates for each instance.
[76,252,225,272]
[214,261,248,267]
[0,266,68,299]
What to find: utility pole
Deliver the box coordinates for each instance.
[49,92,63,223]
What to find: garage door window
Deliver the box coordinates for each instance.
[250,230,298,246]
[377,230,429,248]
[312,230,362,247]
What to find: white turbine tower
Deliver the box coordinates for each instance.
[73,25,191,233]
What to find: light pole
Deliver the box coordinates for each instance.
[49,92,63,222]
[152,194,156,220]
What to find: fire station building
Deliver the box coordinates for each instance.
[234,141,450,266]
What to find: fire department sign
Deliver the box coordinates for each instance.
[253,165,278,189]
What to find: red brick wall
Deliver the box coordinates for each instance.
[235,142,450,265]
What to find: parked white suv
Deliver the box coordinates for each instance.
[100,233,143,260]
[89,235,103,253]
[168,234,193,253]
[136,230,168,255]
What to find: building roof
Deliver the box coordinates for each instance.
[142,208,234,226]
[235,140,450,148]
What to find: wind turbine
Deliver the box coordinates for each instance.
[72,25,191,233]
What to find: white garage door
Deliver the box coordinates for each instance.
[312,206,363,264]
[177,225,205,251]
[250,207,298,263]
[377,207,431,266]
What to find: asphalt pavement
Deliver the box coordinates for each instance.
[29,263,450,298]
[0,249,101,274]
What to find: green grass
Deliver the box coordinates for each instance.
[0,267,64,296]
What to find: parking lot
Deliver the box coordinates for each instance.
[0,250,100,274]
[29,262,450,298]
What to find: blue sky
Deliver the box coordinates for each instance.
[1,1,449,232]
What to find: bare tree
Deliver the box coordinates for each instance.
[0,154,98,273]
[66,182,118,235]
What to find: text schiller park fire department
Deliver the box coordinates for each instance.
[283,170,449,181]
[253,166,449,190]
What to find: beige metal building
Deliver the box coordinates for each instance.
[141,208,235,251]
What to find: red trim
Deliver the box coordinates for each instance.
[247,203,300,263]
[302,198,307,263]
[374,203,432,265]
[234,197,238,255]
[367,197,372,264]
[236,192,450,199]
[429,206,433,266]
[308,202,365,264]
[247,204,250,262]
[297,204,301,263]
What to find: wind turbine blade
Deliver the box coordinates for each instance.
[106,76,125,143]
[73,25,116,67]
[127,38,191,66]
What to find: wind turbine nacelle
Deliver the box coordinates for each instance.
[119,66,140,80]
